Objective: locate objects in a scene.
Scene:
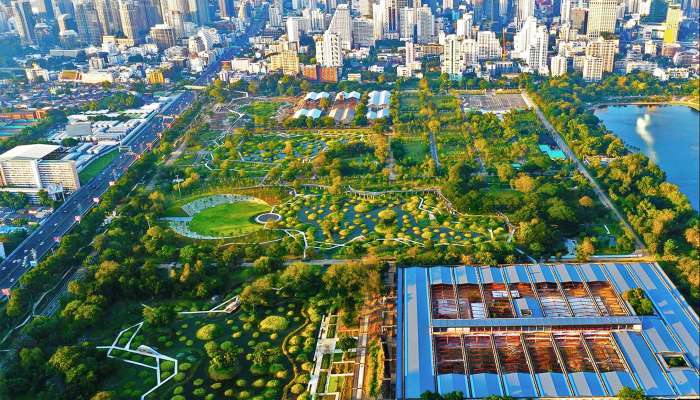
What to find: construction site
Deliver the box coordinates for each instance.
[396,263,699,399]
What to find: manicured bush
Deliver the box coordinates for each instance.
[208,365,238,381]
[291,384,305,394]
[236,378,247,387]
[196,324,220,341]
[174,373,186,382]
[173,386,184,395]
[259,316,289,332]
[252,378,266,388]
[172,396,186,400]
[192,388,206,397]
[238,391,251,399]
[211,383,222,390]
[224,389,234,397]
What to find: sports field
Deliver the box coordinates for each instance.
[188,200,269,236]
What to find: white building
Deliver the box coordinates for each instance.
[477,31,501,60]
[0,144,80,200]
[416,5,435,44]
[582,55,603,81]
[316,31,343,67]
[353,17,375,47]
[516,0,535,29]
[587,0,618,38]
[513,17,549,74]
[550,55,568,76]
[328,4,352,50]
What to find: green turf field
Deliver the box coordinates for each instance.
[79,150,119,184]
[240,101,281,119]
[188,200,270,236]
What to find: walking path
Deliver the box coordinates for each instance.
[352,315,370,400]
[521,92,646,253]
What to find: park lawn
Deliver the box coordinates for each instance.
[241,101,281,119]
[79,150,119,184]
[188,200,270,236]
[396,139,428,165]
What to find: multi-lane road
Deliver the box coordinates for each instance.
[0,46,238,294]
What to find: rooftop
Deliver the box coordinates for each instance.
[0,144,61,161]
[397,263,699,399]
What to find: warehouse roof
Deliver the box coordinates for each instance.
[0,144,61,160]
[397,263,699,399]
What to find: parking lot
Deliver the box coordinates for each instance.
[462,92,528,112]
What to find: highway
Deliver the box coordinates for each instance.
[0,46,239,294]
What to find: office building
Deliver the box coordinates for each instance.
[74,0,102,45]
[399,7,415,40]
[287,17,300,44]
[571,7,587,32]
[353,17,375,47]
[663,3,681,44]
[587,0,617,38]
[560,0,572,23]
[396,263,700,399]
[11,0,36,45]
[456,13,473,38]
[270,49,300,75]
[516,0,535,29]
[442,34,467,79]
[150,23,176,50]
[192,0,211,25]
[416,5,435,44]
[477,30,501,60]
[269,4,283,28]
[582,55,603,81]
[586,37,617,72]
[513,17,549,73]
[0,144,80,199]
[95,0,122,36]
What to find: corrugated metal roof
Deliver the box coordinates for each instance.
[555,264,583,282]
[536,372,571,397]
[454,265,479,284]
[479,266,506,284]
[429,266,454,285]
[614,331,676,397]
[502,372,538,397]
[504,264,531,283]
[402,267,436,398]
[529,264,557,283]
[437,374,468,396]
[578,263,608,282]
[569,372,607,397]
[600,370,637,396]
[470,373,502,397]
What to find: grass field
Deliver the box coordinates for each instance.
[79,150,119,184]
[240,101,282,119]
[188,200,270,236]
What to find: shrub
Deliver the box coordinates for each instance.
[172,396,186,400]
[291,384,305,395]
[252,378,266,388]
[211,383,222,390]
[196,324,220,341]
[266,379,280,388]
[208,365,238,381]
[624,288,654,315]
[224,389,235,397]
[301,362,314,372]
[173,386,184,395]
[236,378,247,387]
[192,388,206,397]
[238,391,251,399]
[193,379,204,386]
[174,373,186,382]
[259,316,289,332]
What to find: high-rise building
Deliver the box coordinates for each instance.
[74,0,102,45]
[456,12,473,37]
[477,30,501,59]
[405,39,415,64]
[586,36,617,72]
[373,0,385,39]
[587,0,617,38]
[571,7,587,32]
[11,0,35,45]
[218,0,235,18]
[582,55,603,81]
[315,30,343,67]
[663,3,681,44]
[32,0,54,18]
[287,17,300,44]
[398,7,415,40]
[150,23,176,49]
[0,144,80,200]
[353,17,374,46]
[550,54,568,76]
[560,0,572,23]
[52,0,75,17]
[95,0,122,36]
[513,17,549,73]
[442,34,466,78]
[269,4,283,27]
[270,49,300,75]
[328,4,352,49]
[443,0,454,10]
[516,0,535,29]
[119,0,145,42]
[416,5,435,44]
[191,0,210,25]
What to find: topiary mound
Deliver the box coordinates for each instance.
[196,324,220,341]
[259,316,289,332]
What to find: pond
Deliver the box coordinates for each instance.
[594,105,700,210]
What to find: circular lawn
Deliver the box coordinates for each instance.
[189,200,270,237]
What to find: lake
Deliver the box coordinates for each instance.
[594,105,700,211]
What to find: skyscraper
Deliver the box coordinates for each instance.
[95,0,123,36]
[33,0,54,18]
[516,0,535,28]
[513,16,549,73]
[560,0,572,23]
[328,4,352,49]
[416,5,435,44]
[190,0,210,25]
[587,0,617,38]
[218,0,235,18]
[74,0,102,45]
[663,3,681,44]
[119,0,148,42]
[586,36,617,72]
[11,0,35,45]
[315,31,343,67]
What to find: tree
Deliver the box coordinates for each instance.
[252,256,282,274]
[512,174,537,193]
[37,189,52,207]
[576,237,595,261]
[143,305,176,327]
[617,387,651,399]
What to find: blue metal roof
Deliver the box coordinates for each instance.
[402,267,436,398]
[614,331,676,397]
[470,373,503,398]
[535,372,571,397]
[601,263,636,293]
[627,263,699,370]
[503,372,538,397]
[554,264,583,282]
[513,297,544,318]
[529,264,557,283]
[429,265,455,285]
[504,264,531,283]
[437,374,468,396]
[479,266,506,284]
[569,372,607,397]
[600,370,638,396]
[578,263,608,282]
[397,268,404,400]
[454,265,479,284]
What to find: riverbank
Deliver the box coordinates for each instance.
[590,96,700,111]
